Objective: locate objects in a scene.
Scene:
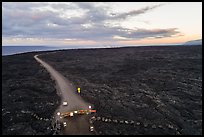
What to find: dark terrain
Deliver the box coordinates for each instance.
[40,45,202,135]
[2,52,60,135]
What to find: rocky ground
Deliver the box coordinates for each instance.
[2,52,60,135]
[40,45,202,135]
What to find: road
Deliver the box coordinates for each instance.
[34,53,96,135]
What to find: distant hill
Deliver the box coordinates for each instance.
[184,39,202,45]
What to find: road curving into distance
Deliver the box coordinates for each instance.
[34,53,96,135]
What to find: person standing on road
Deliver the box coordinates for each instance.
[77,87,81,94]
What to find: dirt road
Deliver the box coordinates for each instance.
[34,54,96,135]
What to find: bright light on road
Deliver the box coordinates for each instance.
[74,111,78,113]
[57,112,60,116]
[89,105,91,109]
[63,122,67,127]
[90,126,94,132]
[70,112,74,117]
[63,101,68,106]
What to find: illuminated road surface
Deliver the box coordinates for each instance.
[34,54,96,135]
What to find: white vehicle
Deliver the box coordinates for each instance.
[90,126,94,132]
[63,101,68,106]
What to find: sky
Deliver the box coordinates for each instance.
[2,2,202,47]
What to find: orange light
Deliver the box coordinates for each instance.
[61,109,96,118]
[90,110,96,113]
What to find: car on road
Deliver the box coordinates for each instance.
[63,101,68,106]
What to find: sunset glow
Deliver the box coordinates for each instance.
[2,2,202,47]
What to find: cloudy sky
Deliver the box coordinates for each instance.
[2,2,202,47]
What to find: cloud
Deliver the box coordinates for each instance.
[109,4,163,20]
[128,28,180,39]
[2,2,180,44]
[74,3,163,22]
